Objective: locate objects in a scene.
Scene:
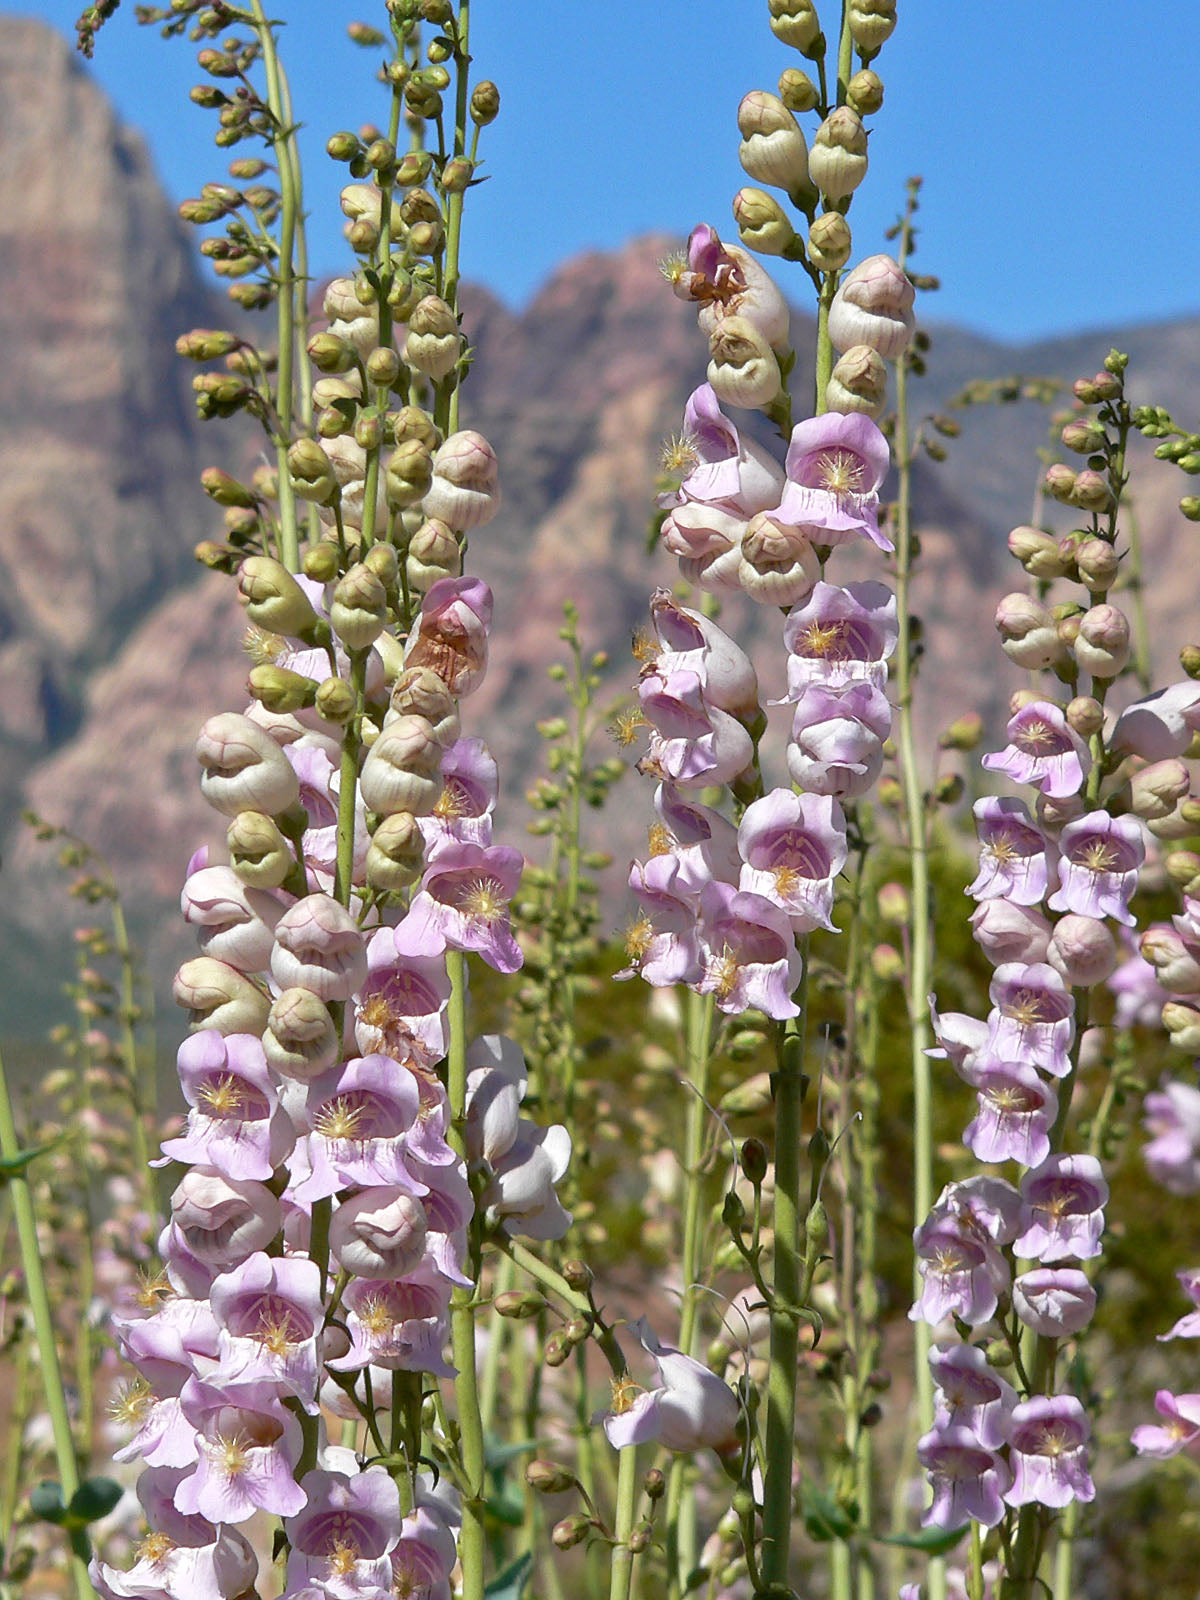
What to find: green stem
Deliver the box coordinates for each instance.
[444,0,471,436]
[665,993,714,1594]
[446,951,486,1600]
[334,652,368,907]
[761,941,810,1589]
[608,1444,640,1600]
[0,1045,93,1598]
[110,900,152,1185]
[250,0,300,573]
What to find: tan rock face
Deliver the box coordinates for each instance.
[4,16,1200,1034]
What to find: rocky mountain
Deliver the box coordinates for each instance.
[2,13,1199,1038]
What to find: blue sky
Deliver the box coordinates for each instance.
[19,0,1200,343]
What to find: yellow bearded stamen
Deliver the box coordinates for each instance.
[609,1374,645,1415]
[1080,840,1118,872]
[434,777,472,818]
[314,1098,367,1142]
[1039,1426,1073,1458]
[647,823,674,857]
[657,251,688,286]
[243,625,286,667]
[135,1268,173,1309]
[1017,718,1056,751]
[1006,989,1048,1026]
[196,1073,245,1117]
[609,706,646,747]
[360,1292,396,1337]
[631,627,658,664]
[931,1244,968,1274]
[773,865,802,898]
[459,876,506,922]
[327,1539,360,1578]
[986,1083,1038,1114]
[110,1377,153,1428]
[134,1532,176,1568]
[1035,1182,1079,1220]
[660,432,700,476]
[707,946,740,1002]
[624,915,654,962]
[800,620,848,658]
[815,449,866,497]
[214,1431,252,1479]
[256,1309,299,1356]
[986,830,1020,866]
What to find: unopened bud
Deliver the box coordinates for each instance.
[1074,537,1118,592]
[870,943,903,981]
[1180,495,1200,522]
[995,592,1061,670]
[768,0,821,53]
[1044,462,1081,502]
[876,881,910,922]
[525,1460,576,1495]
[1065,696,1104,737]
[552,1515,592,1551]
[331,563,389,650]
[846,68,884,114]
[1163,1000,1200,1053]
[737,92,811,197]
[393,406,442,451]
[226,810,292,889]
[1048,914,1117,987]
[470,80,500,124]
[706,316,781,410]
[315,677,357,724]
[494,1290,548,1319]
[366,346,401,387]
[778,66,819,111]
[562,1258,594,1292]
[732,187,798,256]
[847,0,896,51]
[828,253,915,359]
[809,107,868,201]
[644,1469,666,1500]
[407,518,461,591]
[1008,525,1067,579]
[440,157,474,194]
[385,439,435,510]
[327,131,361,162]
[741,1137,769,1185]
[544,1331,571,1367]
[1061,418,1106,454]
[238,556,320,637]
[1075,604,1130,678]
[365,811,426,890]
[303,543,340,584]
[1181,645,1200,679]
[248,664,318,714]
[177,328,240,361]
[808,211,852,273]
[938,711,983,751]
[288,438,338,505]
[825,345,887,417]
[404,295,460,381]
[937,772,964,803]
[1070,468,1113,513]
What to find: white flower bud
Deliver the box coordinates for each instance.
[1141,927,1200,995]
[331,562,389,650]
[1075,537,1119,593]
[969,900,1052,966]
[385,439,435,511]
[330,1188,429,1279]
[1008,526,1068,580]
[827,253,915,358]
[170,1169,281,1269]
[181,864,280,973]
[172,956,271,1034]
[994,593,1062,670]
[807,211,852,273]
[847,0,896,52]
[263,986,341,1079]
[1130,759,1191,820]
[271,894,368,1001]
[386,666,461,745]
[406,519,462,592]
[737,91,811,196]
[1047,914,1117,987]
[237,557,319,638]
[195,711,300,817]
[226,810,294,890]
[825,344,887,417]
[767,0,821,53]
[421,430,501,530]
[706,317,781,410]
[360,714,445,815]
[1074,604,1130,678]
[737,513,819,605]
[365,811,426,892]
[808,107,868,202]
[1163,999,1200,1053]
[404,294,461,381]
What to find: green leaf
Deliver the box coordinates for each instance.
[483,1436,537,1472]
[0,1140,60,1182]
[800,1482,858,1542]
[485,1488,526,1528]
[877,1524,969,1556]
[65,1478,124,1527]
[483,1552,532,1600]
[28,1482,66,1526]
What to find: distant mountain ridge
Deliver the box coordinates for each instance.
[3,12,1199,1033]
